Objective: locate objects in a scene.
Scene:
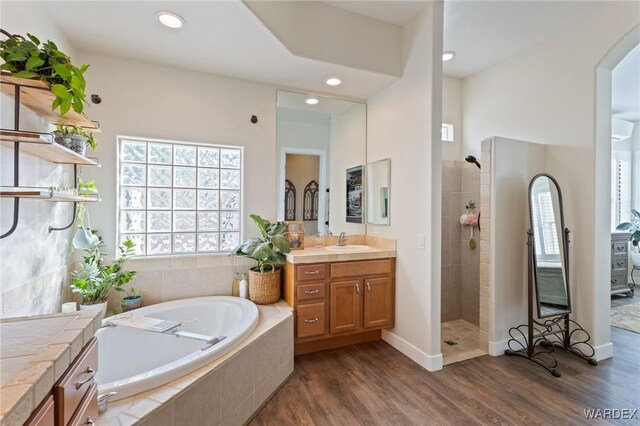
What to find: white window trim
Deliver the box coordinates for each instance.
[116,135,244,257]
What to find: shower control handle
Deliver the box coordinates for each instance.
[75,367,95,389]
[305,318,319,323]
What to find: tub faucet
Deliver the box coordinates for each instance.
[336,232,348,246]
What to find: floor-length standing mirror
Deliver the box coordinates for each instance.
[505,173,597,377]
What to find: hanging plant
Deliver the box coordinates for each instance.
[0,29,89,115]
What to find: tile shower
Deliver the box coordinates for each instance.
[441,160,482,362]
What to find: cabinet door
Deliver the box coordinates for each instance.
[330,280,361,334]
[363,277,393,329]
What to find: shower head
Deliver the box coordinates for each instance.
[465,155,481,169]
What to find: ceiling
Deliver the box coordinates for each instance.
[612,44,640,122]
[26,1,618,98]
[37,1,397,100]
[322,1,427,26]
[443,1,610,78]
[278,90,363,115]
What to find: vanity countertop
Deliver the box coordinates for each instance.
[0,310,101,426]
[285,236,397,264]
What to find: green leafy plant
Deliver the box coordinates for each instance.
[77,178,98,195]
[71,234,137,305]
[230,214,291,273]
[617,209,640,251]
[55,124,97,150]
[0,30,89,115]
[122,287,141,299]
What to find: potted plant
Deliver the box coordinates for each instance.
[617,209,640,267]
[119,287,143,312]
[53,124,97,155]
[0,30,89,115]
[71,233,136,319]
[230,214,291,304]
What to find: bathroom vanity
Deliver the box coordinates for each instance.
[283,240,396,355]
[0,311,100,426]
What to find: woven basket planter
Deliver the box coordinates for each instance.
[248,268,281,305]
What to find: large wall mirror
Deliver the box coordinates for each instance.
[529,174,571,318]
[276,90,366,236]
[366,159,390,225]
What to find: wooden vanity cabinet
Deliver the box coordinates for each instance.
[284,258,395,355]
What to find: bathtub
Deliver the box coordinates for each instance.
[95,296,259,401]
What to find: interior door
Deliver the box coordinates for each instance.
[330,280,361,334]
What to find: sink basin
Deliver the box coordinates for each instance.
[324,245,371,252]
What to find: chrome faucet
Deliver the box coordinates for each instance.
[336,232,348,246]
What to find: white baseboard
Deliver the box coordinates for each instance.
[381,330,443,371]
[488,339,509,356]
[593,342,613,361]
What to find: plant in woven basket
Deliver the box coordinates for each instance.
[0,29,89,115]
[230,214,291,272]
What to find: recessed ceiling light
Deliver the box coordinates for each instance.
[157,11,185,29]
[326,78,342,86]
[306,98,319,105]
[442,51,456,62]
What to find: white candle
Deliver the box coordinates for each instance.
[61,302,77,313]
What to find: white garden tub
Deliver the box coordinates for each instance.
[95,296,259,401]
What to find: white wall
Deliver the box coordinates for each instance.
[462,2,640,357]
[366,1,444,370]
[442,76,463,161]
[0,2,80,317]
[70,52,279,308]
[329,104,367,235]
[487,137,546,353]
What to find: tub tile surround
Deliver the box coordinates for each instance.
[286,235,397,264]
[105,255,257,312]
[97,301,293,426]
[0,310,101,426]
[441,161,480,324]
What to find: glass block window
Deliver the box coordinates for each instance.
[117,137,242,256]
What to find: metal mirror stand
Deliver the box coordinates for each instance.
[505,174,598,377]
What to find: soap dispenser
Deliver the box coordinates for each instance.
[231,272,240,297]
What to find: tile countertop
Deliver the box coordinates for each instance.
[285,236,397,264]
[0,310,101,426]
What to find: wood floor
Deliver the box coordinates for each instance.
[251,327,639,425]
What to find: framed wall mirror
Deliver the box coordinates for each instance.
[276,90,366,236]
[528,173,571,318]
[365,159,390,225]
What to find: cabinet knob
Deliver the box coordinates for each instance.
[304,271,320,275]
[367,282,371,293]
[355,283,360,295]
[305,318,319,323]
[86,418,95,426]
[304,289,319,294]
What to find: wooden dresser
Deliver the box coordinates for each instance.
[284,258,395,355]
[611,232,633,297]
[24,338,98,426]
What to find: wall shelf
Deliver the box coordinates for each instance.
[0,73,100,132]
[0,73,103,238]
[0,187,100,202]
[0,130,101,167]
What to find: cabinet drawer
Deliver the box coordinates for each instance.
[54,338,98,426]
[296,303,325,338]
[296,264,326,282]
[611,257,627,271]
[331,259,392,278]
[68,383,98,426]
[25,395,54,426]
[611,274,628,289]
[297,283,325,302]
[612,241,628,254]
